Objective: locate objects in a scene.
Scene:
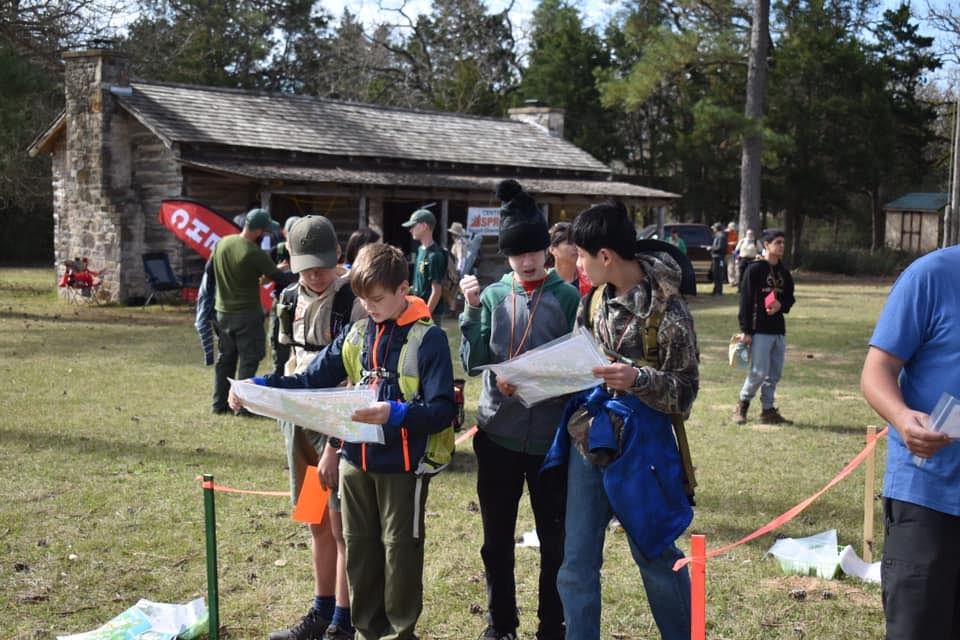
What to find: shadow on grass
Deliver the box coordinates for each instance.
[0,309,191,327]
[787,422,878,435]
[0,425,281,469]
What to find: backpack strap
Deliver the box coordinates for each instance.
[586,282,696,503]
[330,282,356,339]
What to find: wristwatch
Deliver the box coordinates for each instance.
[634,367,649,389]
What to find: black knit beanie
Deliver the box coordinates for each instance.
[496,179,549,256]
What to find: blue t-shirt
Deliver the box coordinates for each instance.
[871,245,960,516]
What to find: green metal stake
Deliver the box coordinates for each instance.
[202,474,220,640]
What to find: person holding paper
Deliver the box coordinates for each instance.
[263,216,365,640]
[459,179,580,640]
[732,228,796,425]
[860,245,960,640]
[231,243,456,640]
[552,200,700,640]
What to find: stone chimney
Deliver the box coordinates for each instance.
[508,100,565,139]
[58,42,131,301]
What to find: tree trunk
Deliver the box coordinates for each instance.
[870,186,884,251]
[738,0,769,238]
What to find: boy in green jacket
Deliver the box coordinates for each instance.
[459,179,580,640]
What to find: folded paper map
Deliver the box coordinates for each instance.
[476,327,608,407]
[230,381,384,444]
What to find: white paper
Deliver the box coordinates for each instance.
[230,381,384,444]
[515,529,540,548]
[839,545,882,584]
[476,327,608,407]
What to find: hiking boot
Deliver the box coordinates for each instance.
[268,609,330,640]
[732,400,749,424]
[760,407,793,425]
[479,626,517,640]
[323,623,353,640]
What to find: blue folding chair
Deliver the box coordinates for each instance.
[142,252,183,307]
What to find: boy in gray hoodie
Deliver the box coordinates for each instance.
[459,180,581,640]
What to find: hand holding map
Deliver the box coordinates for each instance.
[229,380,385,444]
[477,327,608,407]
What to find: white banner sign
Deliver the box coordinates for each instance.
[467,207,501,236]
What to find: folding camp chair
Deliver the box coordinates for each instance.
[58,257,105,304]
[142,252,183,307]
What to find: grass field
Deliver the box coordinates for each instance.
[1,267,893,639]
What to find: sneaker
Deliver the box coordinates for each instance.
[479,626,517,640]
[760,407,793,425]
[267,609,330,640]
[324,623,353,640]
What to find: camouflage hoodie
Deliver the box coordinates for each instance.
[578,249,699,417]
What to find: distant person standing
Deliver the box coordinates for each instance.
[860,245,960,640]
[668,229,687,255]
[210,208,283,414]
[343,227,381,270]
[734,229,761,286]
[709,222,726,296]
[732,229,795,425]
[548,221,592,297]
[448,222,469,277]
[725,222,738,285]
[403,208,446,325]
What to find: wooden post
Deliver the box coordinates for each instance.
[863,425,878,562]
[690,534,706,640]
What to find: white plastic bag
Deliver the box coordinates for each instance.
[767,529,840,579]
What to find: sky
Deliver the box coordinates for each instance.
[317,0,623,35]
[315,0,956,81]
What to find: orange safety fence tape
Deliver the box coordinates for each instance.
[673,427,888,572]
[196,475,289,497]
[456,425,478,446]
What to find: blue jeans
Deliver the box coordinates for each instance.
[557,448,691,640]
[739,333,785,410]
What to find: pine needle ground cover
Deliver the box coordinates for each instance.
[1,268,890,639]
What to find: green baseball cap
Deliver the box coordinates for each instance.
[401,208,436,228]
[288,215,339,273]
[245,208,280,232]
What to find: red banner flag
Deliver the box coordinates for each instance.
[158,199,240,260]
[158,199,274,311]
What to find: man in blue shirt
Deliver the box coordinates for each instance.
[861,245,960,640]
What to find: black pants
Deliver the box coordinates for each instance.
[882,498,960,640]
[711,257,725,295]
[474,430,565,639]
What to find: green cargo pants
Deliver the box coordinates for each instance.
[340,459,430,640]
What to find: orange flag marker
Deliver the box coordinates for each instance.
[292,465,330,525]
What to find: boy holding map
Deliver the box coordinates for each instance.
[554,201,700,640]
[458,179,580,640]
[231,242,456,640]
[263,215,365,640]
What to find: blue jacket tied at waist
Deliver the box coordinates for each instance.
[543,386,693,559]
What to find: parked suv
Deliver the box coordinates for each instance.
[638,223,713,282]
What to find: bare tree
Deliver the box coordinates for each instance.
[1,0,127,70]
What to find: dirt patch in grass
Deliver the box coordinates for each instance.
[761,575,881,609]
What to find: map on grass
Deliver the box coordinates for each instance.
[476,327,609,407]
[230,381,384,444]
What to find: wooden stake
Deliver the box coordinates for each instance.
[862,426,877,563]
